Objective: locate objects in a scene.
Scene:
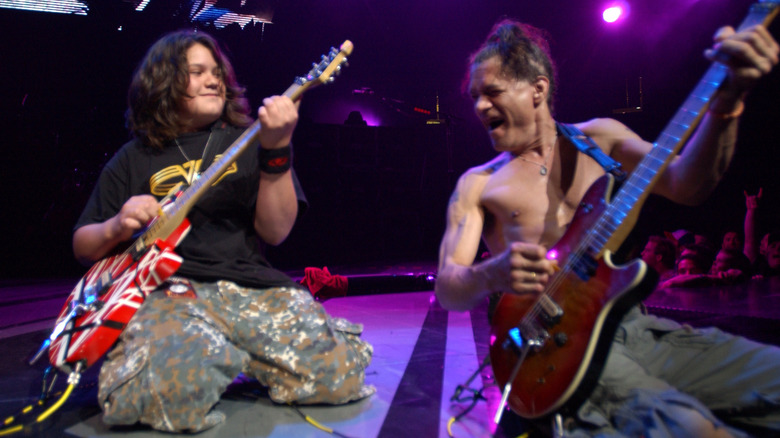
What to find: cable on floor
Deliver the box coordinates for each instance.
[0,364,81,436]
[446,354,493,437]
[289,403,356,438]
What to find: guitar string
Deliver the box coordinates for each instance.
[522,137,589,323]
[523,169,636,322]
[526,25,731,319]
[530,64,711,317]
[60,135,222,363]
[526,0,765,322]
[514,136,562,324]
[525,149,659,323]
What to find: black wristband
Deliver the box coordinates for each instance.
[258,145,292,174]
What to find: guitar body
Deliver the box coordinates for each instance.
[489,175,658,419]
[48,220,190,373]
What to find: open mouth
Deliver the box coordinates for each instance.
[488,119,505,131]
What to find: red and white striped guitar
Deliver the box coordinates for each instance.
[42,41,354,373]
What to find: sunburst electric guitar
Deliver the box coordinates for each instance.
[39,41,354,374]
[489,1,779,420]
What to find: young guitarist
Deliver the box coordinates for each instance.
[435,19,780,437]
[72,30,374,432]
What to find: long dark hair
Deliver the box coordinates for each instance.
[468,19,557,111]
[126,30,252,149]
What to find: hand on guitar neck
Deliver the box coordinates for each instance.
[705,24,779,113]
[256,95,299,151]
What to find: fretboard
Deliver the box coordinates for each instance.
[583,0,779,256]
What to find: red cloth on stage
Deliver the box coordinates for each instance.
[299,266,348,301]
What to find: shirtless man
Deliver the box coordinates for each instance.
[435,19,780,437]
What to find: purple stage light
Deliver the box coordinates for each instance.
[307,99,384,126]
[345,107,381,127]
[603,6,622,22]
[602,1,630,24]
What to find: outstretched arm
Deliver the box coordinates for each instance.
[610,25,779,205]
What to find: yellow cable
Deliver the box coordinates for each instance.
[36,383,74,423]
[446,416,456,436]
[0,366,79,435]
[447,414,530,438]
[0,424,23,436]
[302,414,334,434]
[3,403,33,427]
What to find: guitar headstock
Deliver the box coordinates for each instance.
[753,0,780,23]
[287,40,353,101]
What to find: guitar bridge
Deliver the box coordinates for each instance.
[504,320,549,353]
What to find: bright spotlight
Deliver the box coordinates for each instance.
[602,1,630,24]
[603,6,622,22]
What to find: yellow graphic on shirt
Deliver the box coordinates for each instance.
[149,155,237,196]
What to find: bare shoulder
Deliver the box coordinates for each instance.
[575,117,632,133]
[449,153,511,209]
[474,152,514,174]
[459,153,512,185]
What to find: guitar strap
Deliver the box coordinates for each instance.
[556,122,627,182]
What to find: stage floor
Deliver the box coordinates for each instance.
[0,264,509,438]
[1,269,779,437]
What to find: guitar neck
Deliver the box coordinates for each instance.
[586,0,779,256]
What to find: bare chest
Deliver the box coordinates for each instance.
[480,155,604,251]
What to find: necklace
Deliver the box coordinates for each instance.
[515,133,557,176]
[516,154,548,175]
[174,131,213,180]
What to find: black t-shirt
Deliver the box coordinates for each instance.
[75,122,307,289]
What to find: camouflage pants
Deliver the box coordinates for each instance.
[97,280,375,433]
[568,308,780,437]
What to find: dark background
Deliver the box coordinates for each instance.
[1,0,778,278]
